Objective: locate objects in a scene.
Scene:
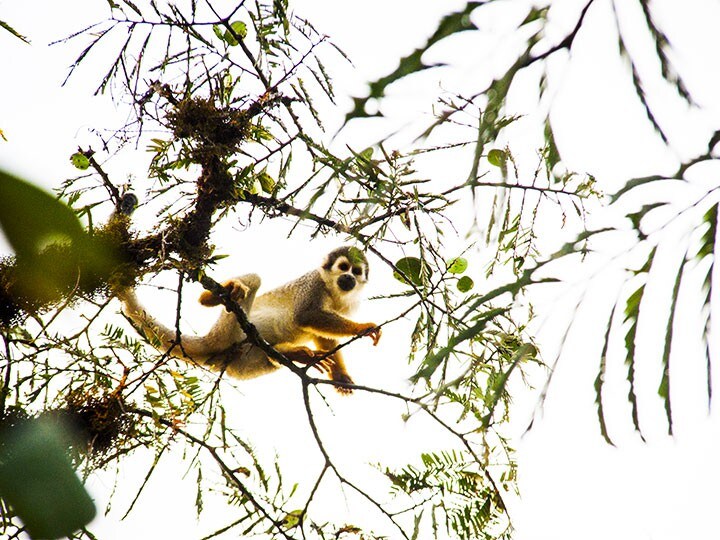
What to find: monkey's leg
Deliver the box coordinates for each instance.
[199,273,261,311]
[314,337,354,395]
[274,343,315,363]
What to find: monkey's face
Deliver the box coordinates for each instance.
[321,247,370,301]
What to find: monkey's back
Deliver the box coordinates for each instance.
[249,270,321,345]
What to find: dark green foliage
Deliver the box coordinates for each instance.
[393,256,429,287]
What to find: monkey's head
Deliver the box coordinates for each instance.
[320,246,370,302]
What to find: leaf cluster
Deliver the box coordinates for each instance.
[6,1,705,539]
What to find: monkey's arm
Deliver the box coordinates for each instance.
[313,336,354,394]
[295,305,381,345]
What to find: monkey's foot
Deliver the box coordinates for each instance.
[198,279,250,307]
[225,279,250,301]
[330,371,355,395]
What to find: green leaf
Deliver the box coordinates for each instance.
[344,3,482,124]
[659,251,689,436]
[393,256,428,286]
[257,171,276,194]
[346,247,366,266]
[0,170,86,258]
[457,275,474,293]
[626,202,668,236]
[521,6,548,25]
[699,203,718,407]
[412,307,508,381]
[623,283,646,441]
[0,418,96,538]
[281,509,303,529]
[223,21,247,46]
[70,152,90,170]
[481,343,535,428]
[543,120,561,173]
[447,257,468,274]
[252,124,273,141]
[0,169,117,304]
[487,149,506,167]
[595,299,621,446]
[212,24,224,41]
[231,21,247,38]
[121,0,143,16]
[359,147,374,161]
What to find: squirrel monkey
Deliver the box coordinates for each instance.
[119,246,381,393]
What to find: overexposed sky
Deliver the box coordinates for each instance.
[1,1,720,539]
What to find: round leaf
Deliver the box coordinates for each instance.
[230,21,247,38]
[457,275,474,292]
[447,257,468,274]
[393,257,428,286]
[223,21,247,46]
[487,149,506,167]
[257,171,276,194]
[70,152,90,170]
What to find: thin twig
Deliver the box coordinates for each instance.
[130,407,295,540]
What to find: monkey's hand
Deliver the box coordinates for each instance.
[357,323,382,346]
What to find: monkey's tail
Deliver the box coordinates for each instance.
[118,288,221,364]
[117,288,280,379]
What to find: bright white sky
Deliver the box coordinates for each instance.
[1,1,720,539]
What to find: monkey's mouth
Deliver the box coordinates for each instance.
[337,275,356,292]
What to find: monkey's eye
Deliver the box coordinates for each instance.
[339,262,350,272]
[352,267,363,276]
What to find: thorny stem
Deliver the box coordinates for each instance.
[298,464,328,538]
[80,147,121,206]
[308,379,510,517]
[300,381,411,540]
[130,408,295,540]
[442,179,590,199]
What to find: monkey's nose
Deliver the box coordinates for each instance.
[337,274,356,291]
